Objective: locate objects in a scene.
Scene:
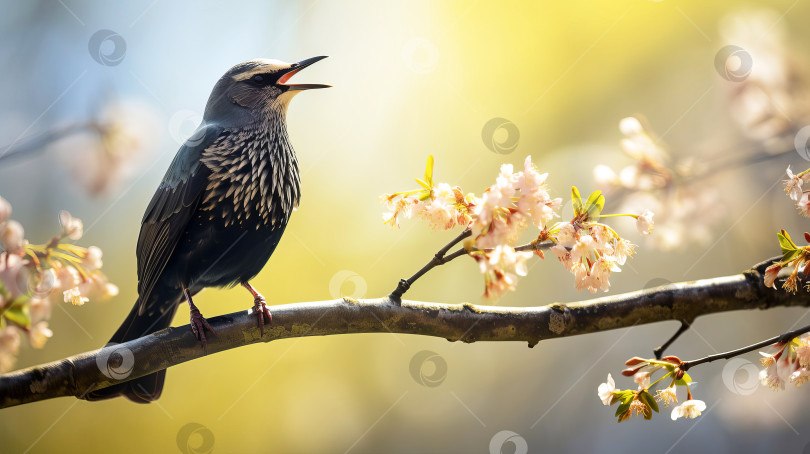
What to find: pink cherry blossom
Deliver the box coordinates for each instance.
[763,264,781,288]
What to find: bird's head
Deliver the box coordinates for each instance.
[203,56,329,125]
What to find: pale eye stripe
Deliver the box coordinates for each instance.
[232,65,286,81]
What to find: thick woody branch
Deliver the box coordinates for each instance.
[0,257,805,409]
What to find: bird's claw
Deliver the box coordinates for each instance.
[253,296,272,337]
[189,306,215,353]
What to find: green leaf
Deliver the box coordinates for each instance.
[584,190,605,220]
[572,186,584,216]
[4,302,30,328]
[674,372,692,386]
[424,155,434,187]
[639,390,659,413]
[616,390,635,402]
[782,249,801,263]
[415,178,431,191]
[614,399,632,418]
[0,280,9,302]
[779,230,798,253]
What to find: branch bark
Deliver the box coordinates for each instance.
[0,257,805,409]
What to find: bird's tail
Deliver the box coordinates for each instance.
[84,299,178,403]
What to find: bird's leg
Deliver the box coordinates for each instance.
[241,282,272,336]
[184,288,215,352]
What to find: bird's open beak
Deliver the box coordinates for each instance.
[278,56,331,91]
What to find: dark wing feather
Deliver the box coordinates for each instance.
[136,123,224,315]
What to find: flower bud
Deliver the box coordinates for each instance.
[622,366,642,376]
[0,196,11,223]
[59,211,83,241]
[661,355,682,365]
[1,220,25,255]
[624,356,646,366]
[29,321,53,349]
[619,117,643,137]
[636,210,654,236]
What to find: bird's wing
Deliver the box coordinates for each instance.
[136,123,224,315]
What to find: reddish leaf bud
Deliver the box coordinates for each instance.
[624,357,646,366]
[622,366,642,377]
[661,355,682,365]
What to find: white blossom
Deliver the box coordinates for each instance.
[597,373,616,405]
[670,399,706,420]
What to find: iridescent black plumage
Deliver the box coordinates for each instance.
[86,57,328,403]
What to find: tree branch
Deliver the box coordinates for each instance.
[0,256,805,409]
[0,255,810,408]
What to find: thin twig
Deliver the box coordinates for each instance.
[0,124,86,162]
[389,229,555,300]
[389,229,472,300]
[653,320,691,359]
[682,323,810,371]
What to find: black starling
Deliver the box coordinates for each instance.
[86,57,329,403]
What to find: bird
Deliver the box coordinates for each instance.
[85,56,329,403]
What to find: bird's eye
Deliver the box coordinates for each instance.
[249,74,271,86]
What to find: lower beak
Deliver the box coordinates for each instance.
[278,56,331,91]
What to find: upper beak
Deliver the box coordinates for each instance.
[278,56,331,91]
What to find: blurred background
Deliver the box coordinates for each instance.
[1,0,810,452]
